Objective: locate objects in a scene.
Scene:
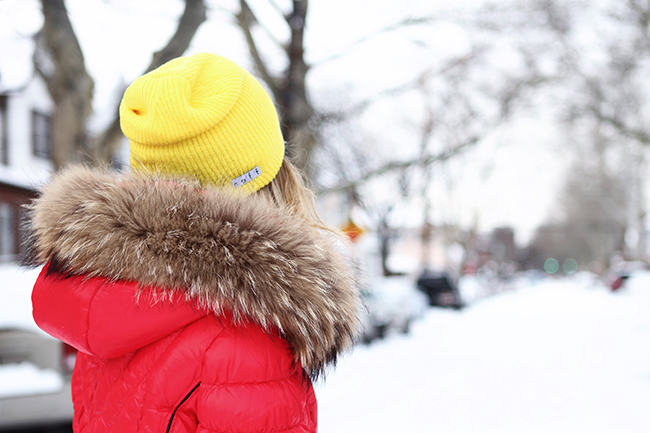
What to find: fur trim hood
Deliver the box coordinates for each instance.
[24,166,359,378]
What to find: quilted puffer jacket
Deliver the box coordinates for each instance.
[25,166,359,433]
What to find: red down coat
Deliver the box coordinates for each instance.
[26,166,359,433]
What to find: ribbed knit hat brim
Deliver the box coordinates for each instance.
[120,53,285,193]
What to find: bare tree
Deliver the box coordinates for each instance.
[556,126,627,269]
[231,1,457,179]
[511,0,650,262]
[34,0,207,170]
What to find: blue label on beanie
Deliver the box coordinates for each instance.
[232,166,262,188]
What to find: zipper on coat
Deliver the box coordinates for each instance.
[166,382,201,433]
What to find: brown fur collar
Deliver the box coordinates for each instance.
[24,166,359,378]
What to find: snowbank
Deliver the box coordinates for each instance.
[0,362,63,398]
[316,273,650,432]
[0,264,43,332]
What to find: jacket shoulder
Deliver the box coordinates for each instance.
[32,265,208,358]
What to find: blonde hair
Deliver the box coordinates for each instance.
[258,157,340,236]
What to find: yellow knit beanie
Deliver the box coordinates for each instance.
[119,53,285,193]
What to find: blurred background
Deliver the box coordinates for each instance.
[0,0,649,431]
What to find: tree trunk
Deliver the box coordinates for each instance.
[237,0,315,176]
[278,0,315,175]
[35,0,94,170]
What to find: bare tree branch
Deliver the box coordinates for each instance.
[91,0,207,164]
[147,0,207,72]
[311,15,440,68]
[238,0,286,50]
[318,135,480,194]
[317,49,484,125]
[267,0,289,24]
[588,107,650,144]
[316,78,422,125]
[237,0,279,96]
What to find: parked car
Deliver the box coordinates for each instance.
[416,270,464,309]
[359,276,429,344]
[0,265,75,430]
[358,289,389,344]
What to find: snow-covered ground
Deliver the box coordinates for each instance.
[0,264,44,333]
[0,362,63,398]
[316,272,650,433]
[0,264,68,399]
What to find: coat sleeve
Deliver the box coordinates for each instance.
[32,264,207,359]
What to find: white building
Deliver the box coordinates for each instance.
[0,73,54,262]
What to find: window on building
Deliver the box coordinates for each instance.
[32,110,51,159]
[0,202,16,260]
[0,96,7,165]
[17,205,29,260]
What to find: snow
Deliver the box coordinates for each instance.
[0,362,63,398]
[0,264,66,398]
[316,272,650,433]
[0,264,44,333]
